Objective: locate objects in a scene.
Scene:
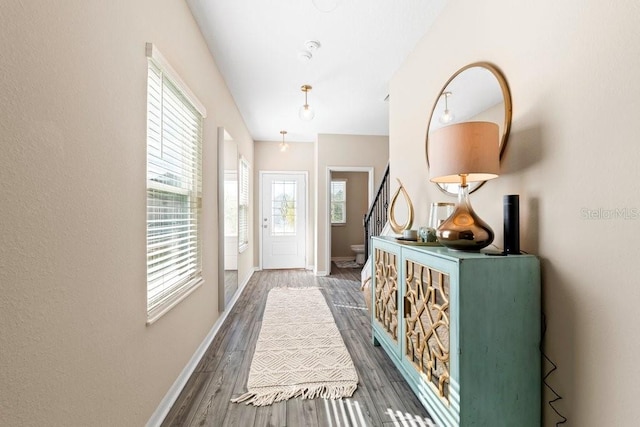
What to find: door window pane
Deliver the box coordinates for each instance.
[271,180,297,236]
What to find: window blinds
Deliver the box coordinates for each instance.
[146,50,204,323]
[238,157,250,253]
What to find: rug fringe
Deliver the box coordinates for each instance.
[231,383,358,407]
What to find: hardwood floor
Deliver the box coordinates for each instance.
[162,265,436,427]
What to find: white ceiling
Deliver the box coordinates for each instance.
[186,0,447,143]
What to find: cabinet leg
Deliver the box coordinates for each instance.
[372,335,380,346]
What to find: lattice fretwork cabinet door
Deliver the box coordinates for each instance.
[400,248,460,426]
[370,238,402,357]
[404,259,452,402]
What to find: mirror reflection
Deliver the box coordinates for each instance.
[426,62,512,195]
[220,129,238,309]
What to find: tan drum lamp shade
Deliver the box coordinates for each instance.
[428,121,500,251]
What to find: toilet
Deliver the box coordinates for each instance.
[350,244,365,265]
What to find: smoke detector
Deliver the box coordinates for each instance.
[297,51,313,62]
[297,40,320,63]
[304,40,321,51]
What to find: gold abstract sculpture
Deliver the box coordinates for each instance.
[388,179,414,234]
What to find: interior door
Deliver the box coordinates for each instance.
[261,172,306,269]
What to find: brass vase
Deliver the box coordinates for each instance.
[436,184,494,251]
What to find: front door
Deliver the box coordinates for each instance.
[261,172,306,269]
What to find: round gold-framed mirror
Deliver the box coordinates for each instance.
[426,62,512,195]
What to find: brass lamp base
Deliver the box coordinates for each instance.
[436,185,494,251]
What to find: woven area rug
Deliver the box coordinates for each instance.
[334,260,361,269]
[231,287,358,406]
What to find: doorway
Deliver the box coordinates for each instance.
[260,172,307,269]
[330,171,369,264]
[325,166,374,274]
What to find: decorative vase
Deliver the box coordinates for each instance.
[436,185,494,251]
[428,202,455,230]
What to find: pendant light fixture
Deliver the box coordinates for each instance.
[439,91,455,124]
[299,85,315,121]
[279,130,289,152]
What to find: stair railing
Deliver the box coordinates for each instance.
[363,163,390,260]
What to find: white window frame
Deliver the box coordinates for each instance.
[238,156,250,253]
[145,43,207,325]
[330,179,347,225]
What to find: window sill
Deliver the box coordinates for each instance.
[146,278,203,326]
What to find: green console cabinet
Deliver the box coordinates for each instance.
[370,236,540,427]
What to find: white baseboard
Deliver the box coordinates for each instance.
[146,267,257,427]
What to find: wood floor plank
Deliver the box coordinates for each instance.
[162,264,436,426]
[316,398,355,427]
[286,398,319,427]
[222,319,262,426]
[340,327,416,424]
[189,350,244,426]
[253,401,287,427]
[321,390,382,427]
[161,371,211,426]
[219,401,257,427]
[229,320,261,400]
[389,380,438,426]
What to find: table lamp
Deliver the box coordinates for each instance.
[428,121,499,251]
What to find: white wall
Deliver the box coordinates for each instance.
[390,0,640,425]
[316,134,389,274]
[0,1,253,425]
